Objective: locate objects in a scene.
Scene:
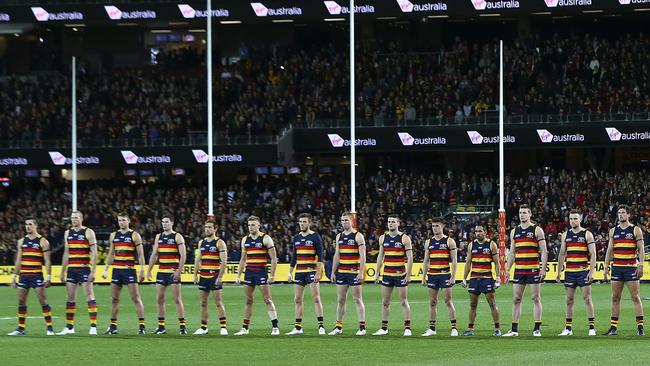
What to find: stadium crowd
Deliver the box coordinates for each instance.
[2,32,650,144]
[1,168,648,267]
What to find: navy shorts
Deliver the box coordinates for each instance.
[156,272,181,286]
[244,269,268,286]
[335,272,361,286]
[17,274,44,289]
[427,274,452,289]
[111,268,137,286]
[611,266,638,282]
[382,275,407,288]
[67,267,90,284]
[468,278,496,294]
[198,276,222,292]
[294,272,315,286]
[564,271,591,288]
[513,273,541,285]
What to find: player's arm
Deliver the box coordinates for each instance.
[506,229,515,275]
[603,228,614,281]
[634,226,645,278]
[490,241,501,285]
[41,237,52,287]
[330,234,341,282]
[11,239,23,288]
[374,235,385,283]
[174,233,186,281]
[216,239,228,286]
[536,226,548,278]
[314,234,324,282]
[404,234,413,284]
[448,238,458,286]
[236,237,246,284]
[556,232,567,282]
[586,230,596,282]
[356,232,367,283]
[87,228,98,282]
[147,234,160,276]
[288,236,297,283]
[422,239,430,286]
[265,235,277,283]
[60,229,70,283]
[133,231,145,282]
[102,232,116,279]
[193,240,202,284]
[463,242,473,284]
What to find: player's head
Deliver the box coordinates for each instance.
[617,204,631,223]
[161,215,174,231]
[71,210,83,227]
[429,217,444,236]
[519,204,532,223]
[247,215,261,234]
[298,213,312,232]
[24,217,37,234]
[204,220,215,236]
[569,209,582,229]
[117,212,130,229]
[340,211,354,230]
[387,214,400,232]
[474,225,486,241]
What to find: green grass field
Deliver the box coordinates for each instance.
[0,283,648,365]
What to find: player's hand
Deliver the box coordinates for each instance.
[268,275,275,284]
[216,277,223,287]
[555,274,561,283]
[356,273,364,283]
[587,270,594,283]
[602,270,609,282]
[173,270,181,282]
[314,271,321,284]
[374,277,380,284]
[287,273,293,283]
[88,271,95,283]
[636,265,644,279]
[538,268,547,280]
[461,279,467,288]
[495,280,501,289]
[10,277,17,288]
[235,276,241,285]
[101,270,108,279]
[60,272,66,283]
[139,269,145,283]
[193,276,199,285]
[330,273,336,283]
[146,270,152,282]
[403,276,411,285]
[421,278,427,287]
[44,276,51,288]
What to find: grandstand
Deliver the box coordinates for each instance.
[1,0,649,364]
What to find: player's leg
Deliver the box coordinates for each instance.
[352,283,366,335]
[128,283,146,333]
[374,285,393,335]
[214,288,228,334]
[444,287,458,336]
[155,284,167,333]
[236,284,255,335]
[172,283,186,334]
[59,281,78,333]
[107,284,121,333]
[503,284,525,336]
[83,280,98,333]
[398,285,411,336]
[310,281,325,333]
[560,286,576,335]
[260,284,279,334]
[606,280,625,335]
[287,283,305,335]
[464,292,479,336]
[196,288,209,334]
[331,284,349,334]
[35,286,53,334]
[424,288,439,336]
[581,284,596,335]
[530,283,543,335]
[486,292,501,335]
[626,280,644,335]
[9,287,29,335]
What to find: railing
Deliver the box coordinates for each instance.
[0,133,277,149]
